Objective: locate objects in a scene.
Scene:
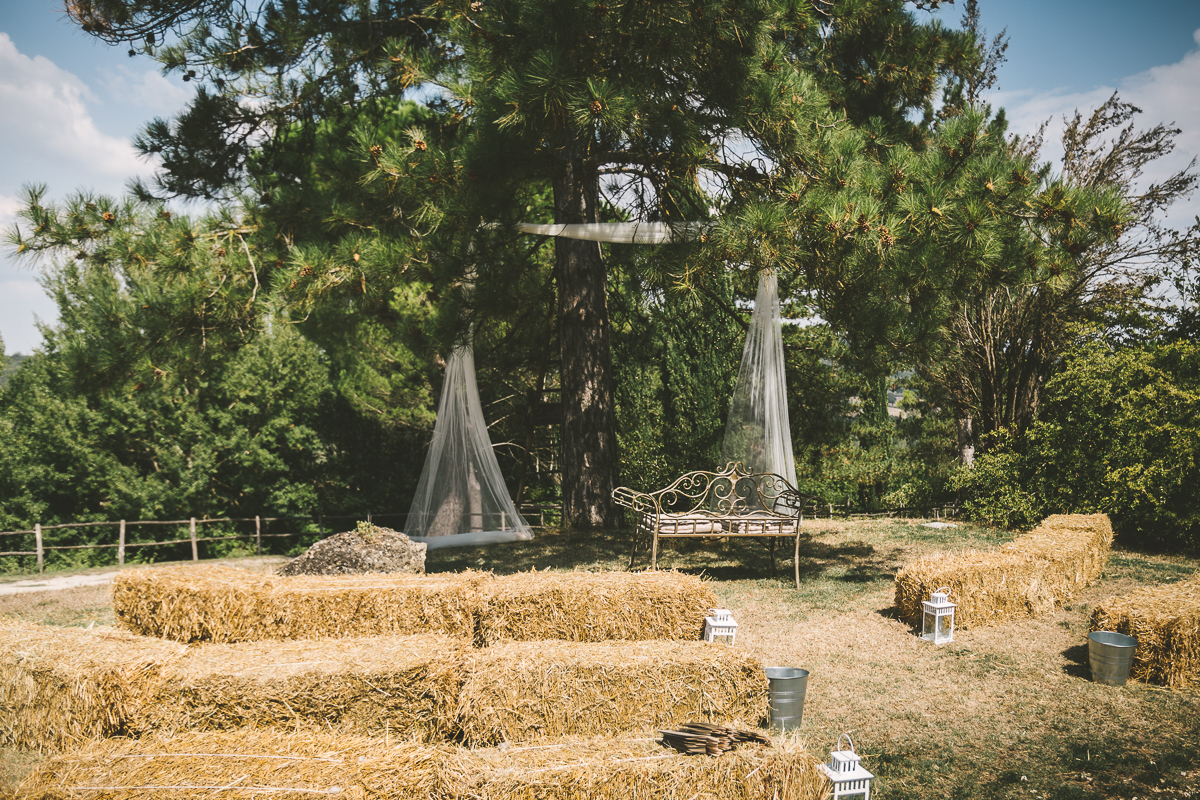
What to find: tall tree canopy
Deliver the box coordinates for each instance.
[54,0,1131,530]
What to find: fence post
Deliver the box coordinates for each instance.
[118,520,126,566]
[319,514,324,536]
[255,515,262,556]
[190,517,198,561]
[35,523,43,574]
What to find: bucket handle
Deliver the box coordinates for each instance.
[836,733,856,753]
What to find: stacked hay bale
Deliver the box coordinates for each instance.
[112,566,718,646]
[893,514,1114,627]
[112,565,486,642]
[1090,573,1200,688]
[134,633,469,742]
[475,569,717,645]
[1,618,469,750]
[0,618,184,751]
[13,729,827,800]
[455,640,768,745]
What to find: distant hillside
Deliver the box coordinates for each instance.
[0,353,31,388]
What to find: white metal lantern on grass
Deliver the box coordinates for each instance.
[921,586,956,645]
[820,734,874,800]
[704,608,738,644]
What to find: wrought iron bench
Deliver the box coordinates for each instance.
[612,462,810,588]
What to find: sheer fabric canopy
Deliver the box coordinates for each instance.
[720,271,797,486]
[404,340,533,549]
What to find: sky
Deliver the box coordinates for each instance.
[1,1,1199,355]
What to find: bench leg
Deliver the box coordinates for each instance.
[651,531,660,572]
[793,523,802,589]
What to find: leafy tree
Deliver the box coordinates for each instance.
[954,338,1200,551]
[62,0,994,529]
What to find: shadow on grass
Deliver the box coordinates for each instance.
[425,525,899,590]
[1062,642,1093,681]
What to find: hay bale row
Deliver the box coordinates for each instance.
[1090,573,1200,688]
[2,621,763,752]
[112,566,484,643]
[457,639,769,745]
[893,514,1114,628]
[112,566,718,646]
[475,569,715,645]
[13,729,827,800]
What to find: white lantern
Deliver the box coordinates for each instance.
[921,586,956,645]
[820,733,874,800]
[704,608,738,644]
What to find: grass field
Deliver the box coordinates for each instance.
[2,519,1198,799]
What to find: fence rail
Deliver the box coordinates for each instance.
[0,504,562,573]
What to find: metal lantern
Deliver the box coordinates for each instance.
[704,608,738,644]
[820,734,874,800]
[921,586,956,645]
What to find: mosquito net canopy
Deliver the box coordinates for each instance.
[720,271,797,486]
[404,339,533,549]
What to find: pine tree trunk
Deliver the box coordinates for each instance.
[552,138,620,529]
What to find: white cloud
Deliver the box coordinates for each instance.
[990,28,1200,229]
[0,279,54,356]
[0,32,152,183]
[100,64,191,120]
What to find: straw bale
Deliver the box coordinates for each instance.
[112,565,487,643]
[455,639,768,745]
[0,618,185,752]
[13,730,826,800]
[893,514,1114,628]
[446,733,827,800]
[133,633,469,742]
[1090,573,1200,688]
[11,729,461,800]
[474,570,718,646]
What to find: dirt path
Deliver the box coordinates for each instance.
[0,572,119,596]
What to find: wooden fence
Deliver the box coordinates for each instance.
[0,505,561,573]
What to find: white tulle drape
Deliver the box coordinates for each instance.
[404,340,533,549]
[514,221,710,243]
[720,271,797,486]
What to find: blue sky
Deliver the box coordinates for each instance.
[2,0,1199,355]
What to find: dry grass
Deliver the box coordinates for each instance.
[893,513,1114,627]
[112,566,485,643]
[1090,572,1200,689]
[5,519,1200,800]
[474,569,717,645]
[455,639,768,745]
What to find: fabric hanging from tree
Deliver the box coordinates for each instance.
[405,338,533,549]
[513,221,709,244]
[720,271,797,486]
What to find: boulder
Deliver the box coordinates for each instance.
[277,525,426,576]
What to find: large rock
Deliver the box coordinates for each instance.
[277,525,426,576]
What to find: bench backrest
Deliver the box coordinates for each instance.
[613,461,803,520]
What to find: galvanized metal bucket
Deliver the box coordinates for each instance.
[765,667,809,731]
[1088,631,1137,686]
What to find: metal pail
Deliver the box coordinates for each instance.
[764,667,809,731]
[1088,631,1137,686]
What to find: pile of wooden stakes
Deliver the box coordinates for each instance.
[659,722,771,757]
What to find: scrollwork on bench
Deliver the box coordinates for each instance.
[612,462,810,588]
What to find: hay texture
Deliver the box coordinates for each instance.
[12,729,460,800]
[2,618,468,749]
[0,618,184,751]
[14,730,827,800]
[113,565,485,643]
[1090,573,1200,688]
[448,733,826,800]
[894,513,1114,628]
[455,639,768,745]
[133,633,469,742]
[474,569,718,645]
